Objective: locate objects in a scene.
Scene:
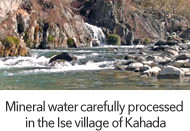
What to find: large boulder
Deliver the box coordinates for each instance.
[49,52,77,64]
[157,66,184,79]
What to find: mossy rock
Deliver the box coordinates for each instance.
[0,36,29,57]
[48,35,55,44]
[143,37,152,45]
[2,36,20,48]
[106,34,121,45]
[67,38,77,48]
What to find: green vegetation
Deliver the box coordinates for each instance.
[67,38,75,48]
[106,34,121,45]
[2,36,20,48]
[48,35,55,44]
[23,32,32,47]
[143,37,151,45]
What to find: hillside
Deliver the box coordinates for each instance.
[0,0,189,51]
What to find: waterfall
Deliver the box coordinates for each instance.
[85,23,106,46]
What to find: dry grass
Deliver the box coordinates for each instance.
[134,0,190,22]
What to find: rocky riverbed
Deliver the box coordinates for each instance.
[47,38,190,80]
[0,46,190,90]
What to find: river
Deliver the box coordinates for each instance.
[0,46,189,90]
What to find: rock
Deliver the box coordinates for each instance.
[142,67,161,77]
[127,62,144,71]
[180,28,190,40]
[49,52,77,64]
[0,0,92,49]
[181,68,190,77]
[115,64,128,70]
[0,37,29,57]
[139,65,151,72]
[161,49,179,57]
[133,39,142,45]
[91,39,101,47]
[152,46,167,51]
[0,42,5,57]
[125,31,134,45]
[146,56,162,61]
[157,66,184,79]
[155,40,178,46]
[170,60,190,68]
[0,0,22,22]
[124,55,136,60]
[176,54,190,61]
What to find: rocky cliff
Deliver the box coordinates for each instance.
[78,0,189,45]
[0,0,92,50]
[0,0,189,52]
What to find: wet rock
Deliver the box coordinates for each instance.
[146,56,162,61]
[127,62,144,71]
[180,28,190,40]
[124,55,136,60]
[170,60,190,68]
[139,65,151,72]
[161,49,179,57]
[152,46,167,51]
[155,40,178,46]
[49,52,77,63]
[157,66,184,79]
[91,39,101,47]
[115,64,128,70]
[142,67,161,77]
[176,54,190,61]
[134,56,146,62]
[181,68,190,77]
[158,60,171,66]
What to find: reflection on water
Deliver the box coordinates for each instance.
[0,70,190,90]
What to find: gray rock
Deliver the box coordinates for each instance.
[176,54,190,61]
[142,67,161,77]
[180,28,190,40]
[155,40,178,46]
[126,62,144,71]
[157,66,184,79]
[161,49,179,57]
[181,68,190,77]
[170,60,190,68]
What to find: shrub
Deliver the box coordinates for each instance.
[143,37,151,45]
[48,35,55,44]
[2,36,20,48]
[67,38,76,48]
[106,34,121,45]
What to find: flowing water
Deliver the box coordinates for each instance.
[0,46,190,90]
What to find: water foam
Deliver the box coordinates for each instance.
[85,23,106,45]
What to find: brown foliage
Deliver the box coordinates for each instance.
[134,0,190,22]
